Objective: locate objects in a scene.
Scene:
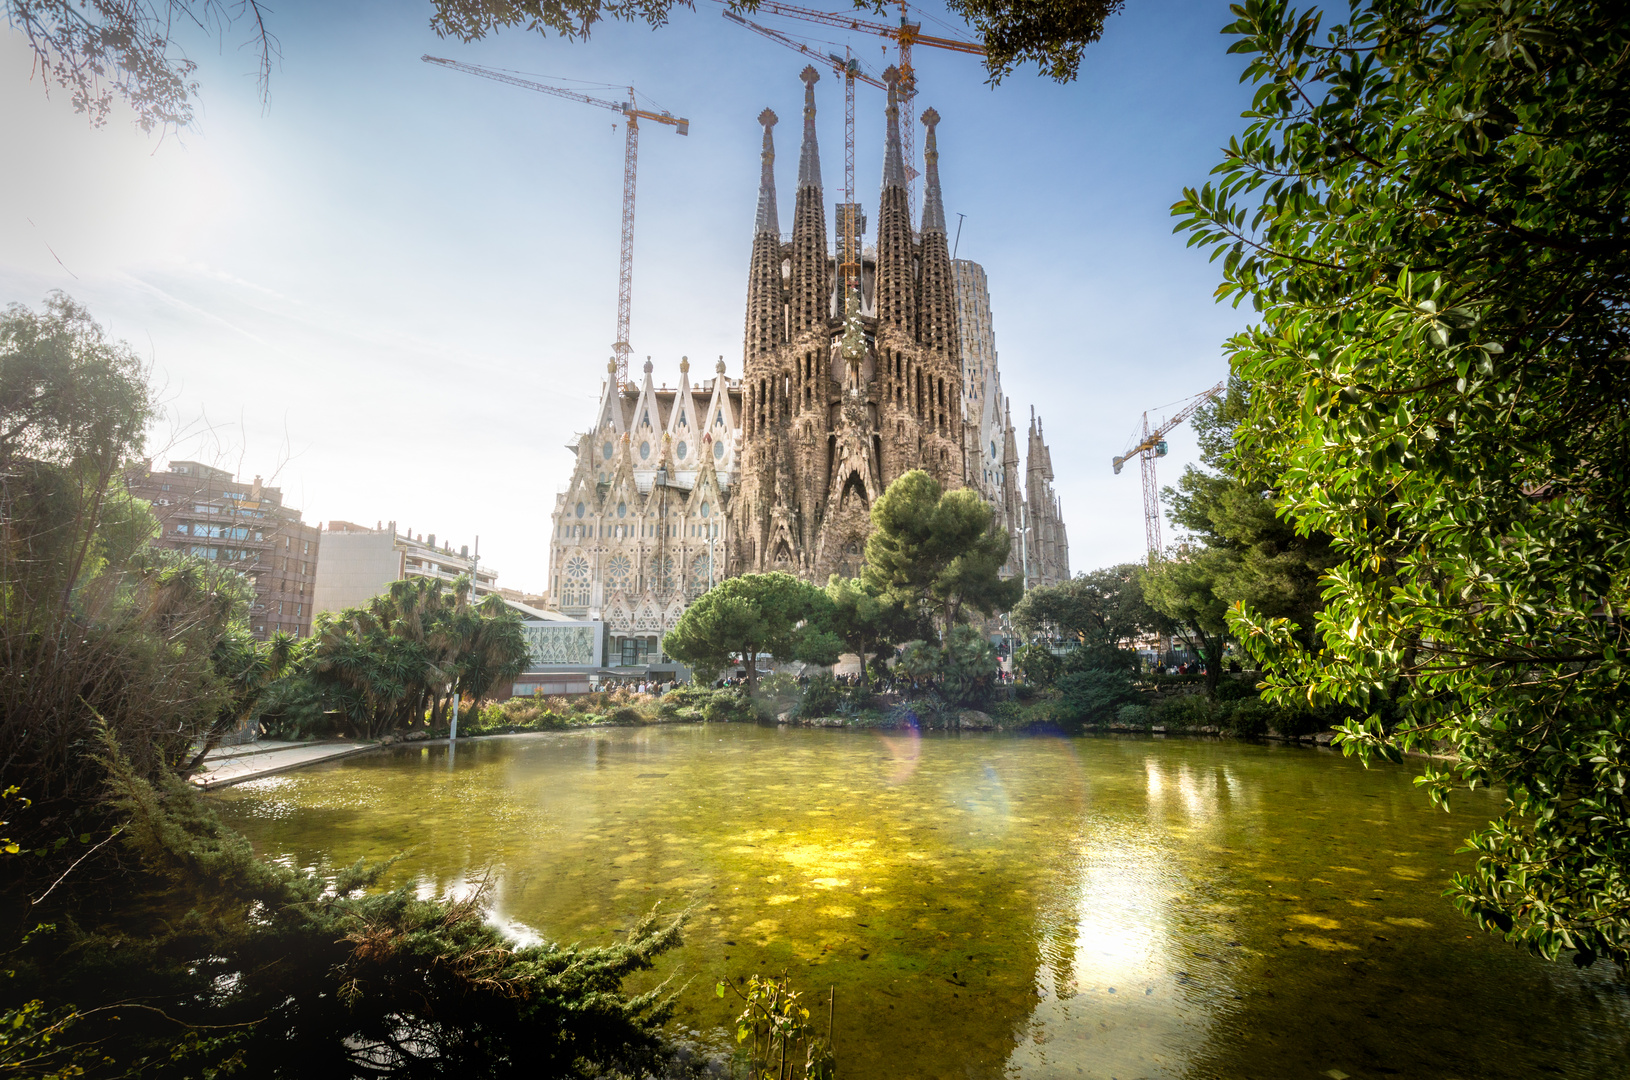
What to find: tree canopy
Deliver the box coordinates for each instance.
[661,572,836,692]
[1140,547,1233,694]
[1175,0,1630,966]
[822,575,924,689]
[862,470,1022,633]
[1010,563,1160,652]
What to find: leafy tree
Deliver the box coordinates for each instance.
[863,470,1022,636]
[1011,563,1162,665]
[662,572,836,695]
[1013,641,1060,687]
[5,0,1123,130]
[1165,379,1339,650]
[822,575,924,689]
[1175,0,1630,965]
[1140,549,1231,697]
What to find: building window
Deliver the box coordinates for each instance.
[676,441,688,460]
[617,502,627,518]
[576,502,586,518]
[603,441,614,459]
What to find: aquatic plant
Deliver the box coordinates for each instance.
[717,974,835,1080]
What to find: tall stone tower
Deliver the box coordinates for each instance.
[730,67,967,584]
[1025,409,1071,588]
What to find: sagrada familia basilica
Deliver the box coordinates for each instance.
[548,66,1068,660]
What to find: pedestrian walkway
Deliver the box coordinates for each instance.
[191,739,381,789]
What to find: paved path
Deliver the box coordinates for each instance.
[192,740,382,789]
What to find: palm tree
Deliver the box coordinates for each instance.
[303,576,530,738]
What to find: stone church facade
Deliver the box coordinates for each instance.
[548,67,1068,658]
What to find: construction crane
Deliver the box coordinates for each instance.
[722,10,886,291]
[422,55,689,386]
[717,0,984,220]
[1112,381,1225,559]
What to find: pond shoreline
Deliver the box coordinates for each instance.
[210,715,1453,787]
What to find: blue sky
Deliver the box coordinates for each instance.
[0,0,1255,593]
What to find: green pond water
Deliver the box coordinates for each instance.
[213,726,1630,1079]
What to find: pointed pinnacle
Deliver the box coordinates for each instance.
[755,108,779,234]
[881,67,905,191]
[919,107,945,234]
[797,66,822,191]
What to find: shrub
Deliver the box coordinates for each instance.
[1116,703,1153,729]
[1270,705,1324,739]
[257,675,342,740]
[796,671,840,718]
[608,705,647,725]
[1220,697,1272,738]
[1159,694,1215,731]
[1055,668,1136,727]
[657,683,714,716]
[702,688,757,724]
[938,626,999,708]
[887,692,947,728]
[1214,675,1258,703]
[470,697,568,732]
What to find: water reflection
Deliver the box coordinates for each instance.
[214,729,1630,1079]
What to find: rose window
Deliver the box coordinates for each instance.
[606,554,633,590]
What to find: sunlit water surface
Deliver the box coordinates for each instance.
[213,726,1630,1079]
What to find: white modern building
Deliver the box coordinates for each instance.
[312,520,501,618]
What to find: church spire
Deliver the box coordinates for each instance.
[788,65,831,336]
[919,107,945,234]
[797,65,822,190]
[882,66,907,191]
[744,107,786,364]
[914,105,957,353]
[874,66,915,334]
[755,108,779,234]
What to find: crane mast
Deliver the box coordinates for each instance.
[422,55,689,386]
[721,12,887,294]
[716,0,984,222]
[1111,381,1226,559]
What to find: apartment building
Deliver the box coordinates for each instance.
[124,460,321,639]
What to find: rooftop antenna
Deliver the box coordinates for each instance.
[953,212,966,259]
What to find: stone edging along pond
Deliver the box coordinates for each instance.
[216,719,1446,788]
